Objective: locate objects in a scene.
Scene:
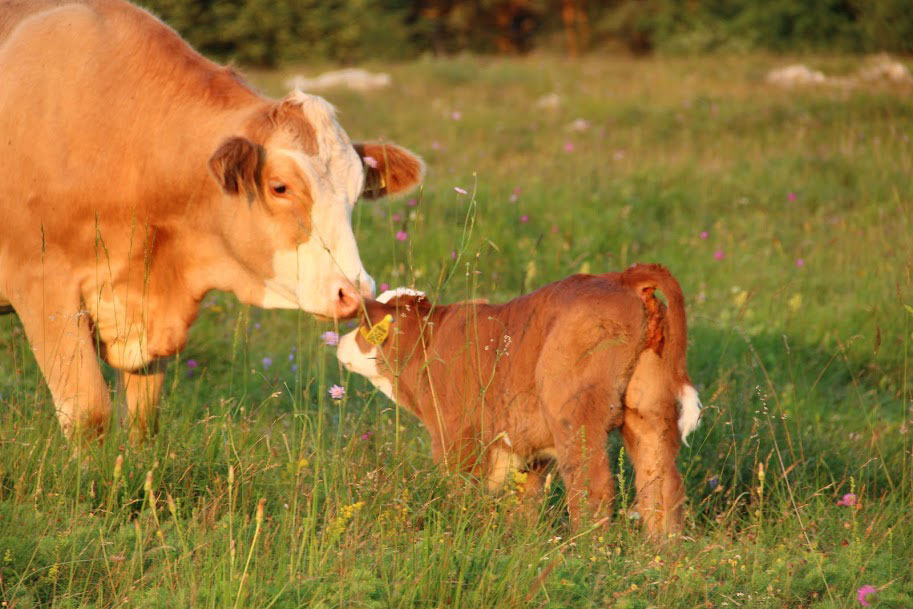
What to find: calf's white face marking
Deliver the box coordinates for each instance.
[337,330,395,402]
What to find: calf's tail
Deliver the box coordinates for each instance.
[620,263,702,444]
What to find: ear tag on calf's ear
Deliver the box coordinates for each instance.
[360,314,394,346]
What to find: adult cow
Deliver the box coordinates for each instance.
[0,0,423,441]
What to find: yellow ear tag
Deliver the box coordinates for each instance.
[360,314,393,346]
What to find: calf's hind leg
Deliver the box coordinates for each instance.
[621,351,684,535]
[539,380,622,526]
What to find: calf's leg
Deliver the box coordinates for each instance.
[622,351,684,535]
[540,384,619,526]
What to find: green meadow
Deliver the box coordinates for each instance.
[1,54,912,608]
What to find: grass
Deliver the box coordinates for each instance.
[2,53,913,608]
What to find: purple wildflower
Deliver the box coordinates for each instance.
[321,331,339,347]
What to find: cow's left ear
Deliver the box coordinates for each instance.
[353,142,425,200]
[208,137,263,196]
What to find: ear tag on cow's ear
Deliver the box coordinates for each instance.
[360,314,393,346]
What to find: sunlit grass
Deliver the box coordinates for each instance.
[2,53,912,607]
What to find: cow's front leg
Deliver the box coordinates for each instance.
[14,279,111,440]
[119,362,165,443]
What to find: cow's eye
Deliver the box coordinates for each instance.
[269,181,288,196]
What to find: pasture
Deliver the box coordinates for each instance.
[1,53,912,608]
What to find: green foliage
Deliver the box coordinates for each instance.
[2,53,913,607]
[593,0,913,54]
[139,0,414,65]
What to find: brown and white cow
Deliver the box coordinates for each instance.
[0,0,423,441]
[337,264,701,534]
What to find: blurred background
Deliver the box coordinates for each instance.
[140,0,913,66]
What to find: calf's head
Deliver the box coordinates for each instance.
[337,288,430,403]
[208,91,423,319]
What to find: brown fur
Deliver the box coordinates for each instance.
[346,264,694,534]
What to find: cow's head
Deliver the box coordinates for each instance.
[208,91,423,319]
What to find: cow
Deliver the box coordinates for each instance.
[337,265,701,534]
[0,0,424,442]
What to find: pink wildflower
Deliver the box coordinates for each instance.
[714,250,725,261]
[363,156,378,169]
[520,214,529,223]
[787,191,797,202]
[796,258,805,268]
[392,212,402,222]
[329,384,345,400]
[320,331,339,347]
[857,585,876,607]
[563,141,574,153]
[396,230,408,242]
[407,198,417,207]
[454,186,468,195]
[700,231,709,240]
[451,111,461,121]
[379,282,389,292]
[837,493,857,507]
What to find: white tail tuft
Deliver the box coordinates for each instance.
[677,384,702,446]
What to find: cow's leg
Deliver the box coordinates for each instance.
[13,280,111,440]
[120,362,165,442]
[622,351,684,535]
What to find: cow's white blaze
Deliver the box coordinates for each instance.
[337,330,395,401]
[259,93,374,315]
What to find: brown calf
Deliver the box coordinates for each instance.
[337,264,701,534]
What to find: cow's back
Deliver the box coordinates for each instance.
[0,0,259,263]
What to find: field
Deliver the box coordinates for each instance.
[2,54,912,608]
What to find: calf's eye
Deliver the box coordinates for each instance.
[269,181,288,196]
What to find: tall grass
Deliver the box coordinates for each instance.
[2,54,912,608]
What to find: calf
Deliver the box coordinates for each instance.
[337,264,701,534]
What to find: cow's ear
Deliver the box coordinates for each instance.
[353,142,424,200]
[208,137,263,195]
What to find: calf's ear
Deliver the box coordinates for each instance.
[354,142,425,200]
[208,137,263,196]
